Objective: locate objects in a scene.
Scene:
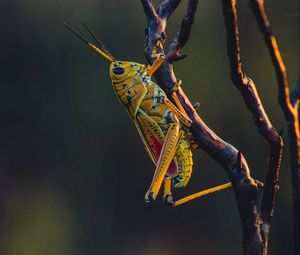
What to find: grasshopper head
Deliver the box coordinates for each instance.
[109,61,146,82]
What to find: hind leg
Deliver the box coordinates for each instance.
[173,182,232,207]
[144,117,183,202]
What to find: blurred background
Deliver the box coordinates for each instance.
[0,0,299,254]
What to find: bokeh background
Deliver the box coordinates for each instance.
[0,1,299,254]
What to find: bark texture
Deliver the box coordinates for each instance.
[139,0,286,254]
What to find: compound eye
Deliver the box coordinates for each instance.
[112,67,125,75]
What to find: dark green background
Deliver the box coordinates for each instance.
[0,1,299,254]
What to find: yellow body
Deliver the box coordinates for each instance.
[110,61,193,188]
[65,22,232,206]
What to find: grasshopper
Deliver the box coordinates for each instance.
[65,23,231,206]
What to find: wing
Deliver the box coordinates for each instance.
[115,76,147,120]
[134,109,178,177]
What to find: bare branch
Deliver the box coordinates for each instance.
[141,1,262,253]
[140,0,158,20]
[166,0,198,63]
[176,87,262,254]
[157,0,182,18]
[222,0,283,253]
[249,0,294,120]
[176,0,198,50]
[249,1,300,253]
[291,76,300,108]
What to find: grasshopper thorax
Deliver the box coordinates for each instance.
[109,61,146,83]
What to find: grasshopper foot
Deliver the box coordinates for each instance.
[144,191,156,203]
[163,194,174,206]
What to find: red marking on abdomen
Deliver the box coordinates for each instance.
[150,136,178,177]
[167,160,178,177]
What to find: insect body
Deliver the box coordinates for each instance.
[65,23,232,206]
[110,60,194,203]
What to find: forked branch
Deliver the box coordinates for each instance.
[249,1,300,254]
[157,0,181,18]
[222,0,283,253]
[141,0,157,20]
[140,0,263,254]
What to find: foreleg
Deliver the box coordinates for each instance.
[146,53,165,76]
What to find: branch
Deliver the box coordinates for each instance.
[249,1,300,254]
[176,87,262,254]
[157,0,182,18]
[222,1,283,253]
[291,77,300,108]
[176,0,198,51]
[166,0,198,63]
[249,0,294,120]
[140,0,158,20]
[141,1,263,253]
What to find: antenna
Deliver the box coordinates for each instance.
[64,23,115,62]
[81,22,116,62]
[64,23,89,44]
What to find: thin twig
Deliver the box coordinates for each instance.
[157,0,182,18]
[166,0,198,63]
[221,1,283,253]
[249,0,294,120]
[141,0,157,20]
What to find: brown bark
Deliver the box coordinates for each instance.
[140,1,269,254]
[139,0,294,253]
[221,1,283,253]
[249,1,300,254]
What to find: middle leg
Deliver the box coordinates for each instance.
[163,177,174,206]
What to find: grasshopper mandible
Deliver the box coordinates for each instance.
[65,23,232,206]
